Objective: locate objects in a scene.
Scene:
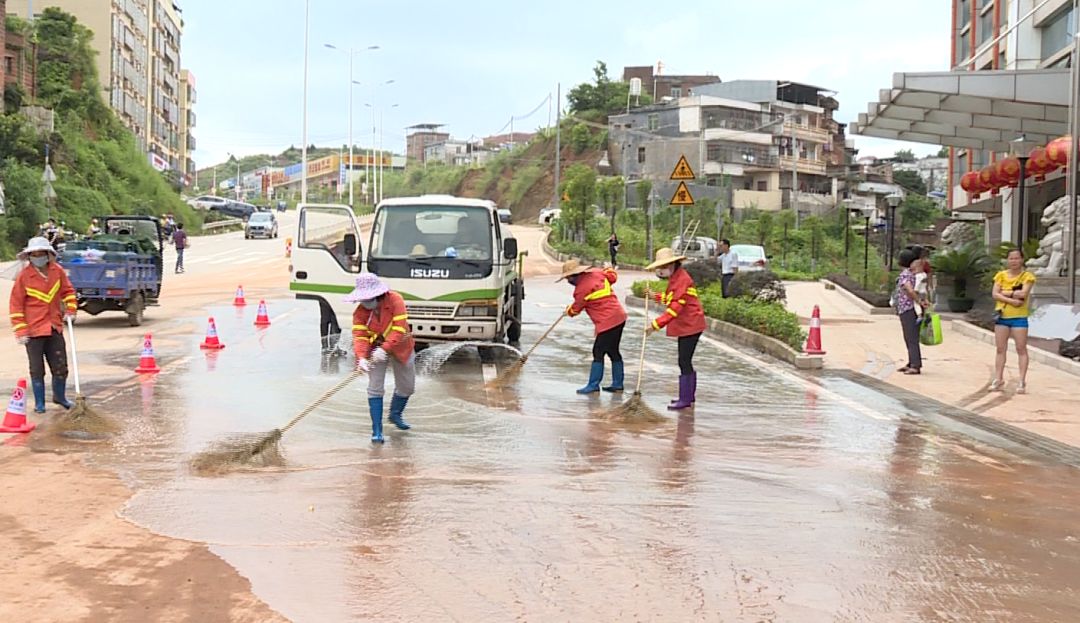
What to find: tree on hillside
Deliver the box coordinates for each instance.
[597,177,624,234]
[560,164,597,243]
[936,146,949,158]
[35,8,112,128]
[893,149,916,162]
[567,61,653,117]
[893,170,927,196]
[900,194,939,231]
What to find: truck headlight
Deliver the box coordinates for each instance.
[456,302,498,317]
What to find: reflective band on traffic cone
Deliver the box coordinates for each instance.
[200,317,226,350]
[285,237,292,258]
[0,379,35,434]
[233,286,247,307]
[804,304,826,355]
[134,333,162,374]
[253,300,271,327]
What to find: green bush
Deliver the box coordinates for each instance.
[773,269,822,281]
[729,270,787,304]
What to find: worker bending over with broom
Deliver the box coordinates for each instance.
[345,272,415,444]
[559,260,628,394]
[9,237,78,413]
[645,248,706,410]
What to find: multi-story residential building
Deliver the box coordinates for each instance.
[16,1,186,174]
[178,69,195,183]
[622,64,721,100]
[609,79,846,214]
[853,0,1072,250]
[406,124,450,163]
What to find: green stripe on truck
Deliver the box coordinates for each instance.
[291,282,502,302]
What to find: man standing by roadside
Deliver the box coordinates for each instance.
[607,233,620,269]
[172,223,188,274]
[718,239,738,297]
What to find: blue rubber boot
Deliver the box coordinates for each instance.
[368,396,385,444]
[577,362,604,394]
[388,394,411,430]
[31,378,46,414]
[602,361,624,392]
[52,376,73,410]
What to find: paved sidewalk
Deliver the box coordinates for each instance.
[785,281,1080,450]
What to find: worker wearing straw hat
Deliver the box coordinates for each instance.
[558,259,628,394]
[9,237,78,413]
[645,247,706,410]
[345,272,416,444]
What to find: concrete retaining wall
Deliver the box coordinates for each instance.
[624,295,823,370]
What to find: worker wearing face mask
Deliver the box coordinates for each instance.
[344,272,415,443]
[644,247,706,411]
[558,259,627,394]
[9,237,78,413]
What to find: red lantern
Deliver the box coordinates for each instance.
[998,156,1022,188]
[1027,146,1056,182]
[978,165,999,196]
[960,171,983,198]
[1046,135,1072,167]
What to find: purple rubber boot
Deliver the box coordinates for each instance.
[668,374,693,410]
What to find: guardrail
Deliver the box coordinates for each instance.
[202,218,242,233]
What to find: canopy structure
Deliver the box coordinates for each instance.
[851,69,1070,152]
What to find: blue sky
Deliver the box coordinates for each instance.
[181,0,951,168]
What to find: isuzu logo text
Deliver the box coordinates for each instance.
[410,268,451,279]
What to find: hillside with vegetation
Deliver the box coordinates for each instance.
[0,9,196,259]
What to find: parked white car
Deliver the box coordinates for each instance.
[188,195,229,211]
[729,244,769,272]
[538,207,561,225]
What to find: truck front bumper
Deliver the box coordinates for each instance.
[408,319,498,342]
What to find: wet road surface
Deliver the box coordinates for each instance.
[36,282,1080,622]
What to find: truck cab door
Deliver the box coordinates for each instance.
[292,204,364,294]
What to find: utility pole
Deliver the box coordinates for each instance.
[790,115,799,227]
[301,0,310,204]
[553,83,561,208]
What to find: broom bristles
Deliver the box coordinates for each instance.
[190,429,286,477]
[53,395,119,436]
[485,355,527,389]
[601,391,665,422]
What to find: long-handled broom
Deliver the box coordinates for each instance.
[54,315,117,435]
[603,294,663,421]
[190,369,363,476]
[486,312,565,388]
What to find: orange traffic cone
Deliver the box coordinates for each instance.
[804,305,826,355]
[233,285,247,307]
[134,333,162,374]
[253,300,271,327]
[0,379,35,434]
[200,317,226,350]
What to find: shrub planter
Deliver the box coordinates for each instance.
[946,297,975,313]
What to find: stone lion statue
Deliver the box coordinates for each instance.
[1027,195,1077,277]
[940,221,978,251]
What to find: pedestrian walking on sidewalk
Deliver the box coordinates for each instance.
[645,248,707,410]
[172,223,188,273]
[346,272,415,443]
[990,248,1036,393]
[718,239,739,298]
[607,233,620,269]
[559,260,628,394]
[895,250,922,375]
[9,237,78,413]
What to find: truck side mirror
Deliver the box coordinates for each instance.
[503,237,518,260]
[344,233,358,256]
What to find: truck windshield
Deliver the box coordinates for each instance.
[371,206,492,261]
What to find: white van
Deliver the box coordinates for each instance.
[672,236,718,261]
[290,196,525,348]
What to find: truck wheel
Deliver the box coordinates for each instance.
[126,293,144,327]
[506,281,523,343]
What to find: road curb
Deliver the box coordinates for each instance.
[950,318,1080,378]
[820,279,893,316]
[624,295,823,370]
[830,369,1080,468]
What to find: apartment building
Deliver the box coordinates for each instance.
[608,79,846,214]
[19,1,186,174]
[622,64,721,100]
[406,124,450,163]
[179,69,195,183]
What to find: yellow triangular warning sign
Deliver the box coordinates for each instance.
[670,155,696,180]
[669,181,695,206]
[562,192,570,201]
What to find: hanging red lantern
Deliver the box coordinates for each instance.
[979,164,999,196]
[960,170,984,198]
[1046,135,1072,167]
[1027,146,1056,182]
[998,156,1022,187]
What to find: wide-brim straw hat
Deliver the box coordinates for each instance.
[645,247,686,271]
[343,272,390,303]
[556,259,591,282]
[17,236,56,261]
[409,244,428,257]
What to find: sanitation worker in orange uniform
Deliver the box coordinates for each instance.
[559,259,628,394]
[645,247,706,410]
[9,237,78,413]
[345,272,415,443]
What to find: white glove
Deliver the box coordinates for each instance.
[16,335,29,346]
[370,348,388,364]
[64,313,76,321]
[356,358,371,373]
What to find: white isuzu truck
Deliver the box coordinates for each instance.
[290,195,525,350]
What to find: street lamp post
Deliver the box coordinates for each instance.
[885,192,903,272]
[325,43,379,207]
[861,206,875,289]
[1016,155,1029,245]
[301,0,309,204]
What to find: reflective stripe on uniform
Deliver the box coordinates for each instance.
[392,314,408,321]
[651,319,661,330]
[12,323,28,332]
[353,324,369,331]
[25,281,61,304]
[10,313,25,318]
[583,279,614,302]
[390,326,407,333]
[686,287,699,296]
[666,308,678,318]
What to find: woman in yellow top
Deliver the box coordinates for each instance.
[990,248,1036,393]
